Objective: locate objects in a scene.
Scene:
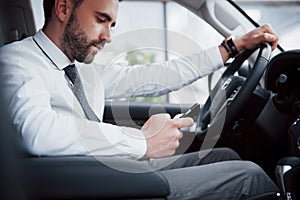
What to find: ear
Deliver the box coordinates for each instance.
[54,0,73,23]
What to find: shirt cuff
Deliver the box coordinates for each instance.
[120,126,147,160]
[206,46,224,71]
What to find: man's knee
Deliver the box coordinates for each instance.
[238,161,279,194]
[240,161,272,181]
[242,161,264,174]
[214,147,241,160]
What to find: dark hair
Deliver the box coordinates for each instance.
[43,0,83,28]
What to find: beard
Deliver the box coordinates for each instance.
[61,13,105,64]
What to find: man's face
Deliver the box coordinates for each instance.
[61,0,118,64]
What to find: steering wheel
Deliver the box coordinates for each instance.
[197,43,272,135]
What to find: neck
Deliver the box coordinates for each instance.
[42,23,74,62]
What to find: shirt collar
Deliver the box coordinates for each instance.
[33,30,73,70]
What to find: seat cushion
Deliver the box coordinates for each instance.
[21,156,170,200]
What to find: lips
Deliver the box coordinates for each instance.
[94,44,103,50]
[94,41,106,50]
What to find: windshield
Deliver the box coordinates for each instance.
[233,0,300,51]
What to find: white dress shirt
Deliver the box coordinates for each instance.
[0,30,223,159]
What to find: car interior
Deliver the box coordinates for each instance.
[0,0,300,199]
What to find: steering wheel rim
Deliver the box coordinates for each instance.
[198,43,272,134]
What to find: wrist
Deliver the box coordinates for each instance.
[221,35,239,58]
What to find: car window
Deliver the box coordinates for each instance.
[233,0,300,51]
[166,2,223,104]
[30,0,223,104]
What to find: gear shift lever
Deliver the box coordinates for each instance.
[275,157,300,200]
[275,164,292,200]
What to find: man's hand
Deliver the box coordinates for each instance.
[141,113,193,159]
[235,24,279,51]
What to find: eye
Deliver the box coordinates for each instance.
[96,17,106,23]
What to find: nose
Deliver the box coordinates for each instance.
[100,26,112,44]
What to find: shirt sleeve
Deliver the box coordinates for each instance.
[103,46,224,99]
[0,44,146,160]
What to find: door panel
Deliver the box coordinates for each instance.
[104,102,192,127]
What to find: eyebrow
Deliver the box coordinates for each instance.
[95,11,116,27]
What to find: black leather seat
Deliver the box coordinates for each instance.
[21,156,170,200]
[0,98,169,200]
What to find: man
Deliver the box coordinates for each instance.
[0,0,279,199]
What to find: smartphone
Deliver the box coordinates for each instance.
[180,103,200,133]
[180,103,200,121]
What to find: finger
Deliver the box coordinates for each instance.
[172,117,194,128]
[262,24,276,35]
[264,33,277,41]
[178,130,184,139]
[153,113,171,120]
[260,24,279,50]
[175,140,180,149]
[263,33,279,50]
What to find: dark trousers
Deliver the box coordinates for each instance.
[151,148,279,200]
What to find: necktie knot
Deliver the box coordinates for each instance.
[64,64,78,84]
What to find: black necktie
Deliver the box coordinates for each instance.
[64,64,100,122]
